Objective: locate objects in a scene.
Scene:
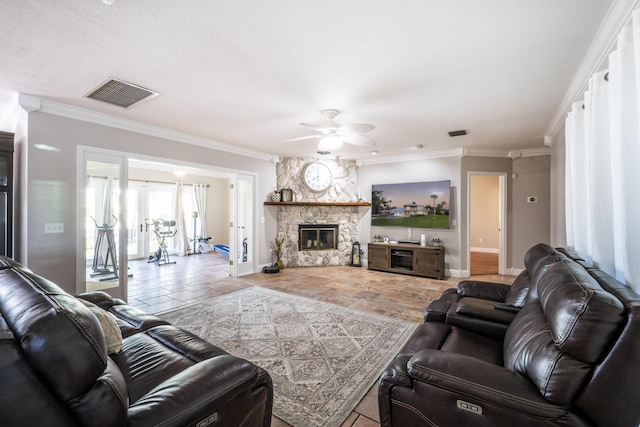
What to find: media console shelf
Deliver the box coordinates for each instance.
[367,243,445,279]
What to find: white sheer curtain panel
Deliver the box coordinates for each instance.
[565,101,589,259]
[193,184,209,239]
[565,8,640,292]
[173,183,189,256]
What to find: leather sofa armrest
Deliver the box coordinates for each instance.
[456,280,510,302]
[128,355,271,427]
[406,349,568,418]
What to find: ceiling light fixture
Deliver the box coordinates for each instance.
[370,150,379,155]
[318,134,343,150]
[102,0,116,5]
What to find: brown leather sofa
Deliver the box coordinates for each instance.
[379,244,640,426]
[0,256,273,426]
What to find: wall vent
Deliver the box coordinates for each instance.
[448,129,467,137]
[85,78,158,108]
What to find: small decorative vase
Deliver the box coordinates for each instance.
[271,191,281,202]
[276,259,284,269]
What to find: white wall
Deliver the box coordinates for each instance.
[20,110,276,292]
[511,156,551,268]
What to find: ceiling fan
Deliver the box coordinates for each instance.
[289,109,376,150]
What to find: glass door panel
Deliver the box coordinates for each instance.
[232,174,254,276]
[83,155,127,299]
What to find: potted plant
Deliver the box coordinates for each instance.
[272,234,285,269]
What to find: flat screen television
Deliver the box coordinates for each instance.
[371,180,451,228]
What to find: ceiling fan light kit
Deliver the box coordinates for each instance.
[296,109,376,152]
[318,135,343,150]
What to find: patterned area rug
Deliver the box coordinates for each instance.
[159,286,417,427]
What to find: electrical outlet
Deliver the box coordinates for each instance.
[45,223,64,233]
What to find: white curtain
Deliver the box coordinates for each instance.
[565,8,640,292]
[193,183,209,239]
[173,183,190,256]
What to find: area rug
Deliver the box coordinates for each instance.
[159,286,417,427]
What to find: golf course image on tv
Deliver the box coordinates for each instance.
[371,180,451,228]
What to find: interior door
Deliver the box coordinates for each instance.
[230,173,255,276]
[80,150,128,299]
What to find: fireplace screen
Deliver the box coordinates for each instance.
[298,224,339,251]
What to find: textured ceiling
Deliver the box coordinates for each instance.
[0,0,614,161]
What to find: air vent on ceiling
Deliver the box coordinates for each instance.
[448,129,467,137]
[85,78,158,108]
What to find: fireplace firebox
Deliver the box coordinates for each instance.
[298,224,339,251]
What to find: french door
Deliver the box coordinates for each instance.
[230,173,255,276]
[79,148,128,299]
[127,183,176,260]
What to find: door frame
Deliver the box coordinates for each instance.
[466,171,507,275]
[76,147,259,297]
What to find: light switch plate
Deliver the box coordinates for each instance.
[45,223,64,233]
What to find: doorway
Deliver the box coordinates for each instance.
[78,147,257,301]
[468,172,507,275]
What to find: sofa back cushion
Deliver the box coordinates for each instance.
[523,243,556,272]
[0,263,128,425]
[504,259,625,406]
[503,270,530,307]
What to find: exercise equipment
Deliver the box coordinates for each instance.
[146,218,177,266]
[90,215,119,281]
[189,211,212,254]
[214,244,229,257]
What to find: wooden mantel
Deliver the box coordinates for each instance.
[264,201,371,207]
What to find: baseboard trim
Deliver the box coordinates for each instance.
[447,269,468,278]
[507,267,525,276]
[470,247,499,254]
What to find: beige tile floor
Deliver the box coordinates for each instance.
[123,252,516,427]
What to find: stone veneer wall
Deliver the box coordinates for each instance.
[278,206,359,267]
[275,158,358,202]
[274,158,360,267]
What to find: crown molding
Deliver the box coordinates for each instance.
[17,94,276,162]
[546,0,640,139]
[0,93,23,132]
[508,147,552,159]
[358,146,550,166]
[359,148,465,165]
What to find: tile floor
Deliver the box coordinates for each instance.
[122,252,516,427]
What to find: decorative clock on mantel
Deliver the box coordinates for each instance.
[302,161,333,192]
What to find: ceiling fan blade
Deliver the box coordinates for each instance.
[284,135,321,142]
[299,123,331,134]
[342,134,376,147]
[339,123,375,134]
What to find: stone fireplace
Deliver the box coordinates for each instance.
[272,157,365,267]
[277,206,360,267]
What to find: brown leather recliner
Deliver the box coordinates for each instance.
[423,243,560,340]
[0,256,273,426]
[379,245,640,427]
